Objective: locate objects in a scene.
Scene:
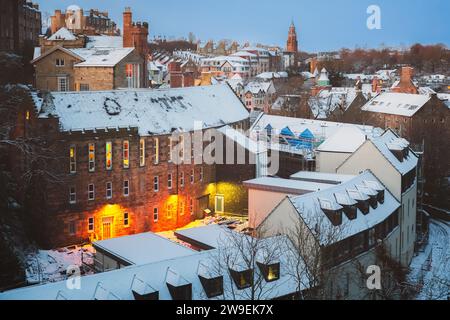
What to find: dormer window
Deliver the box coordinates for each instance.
[131,275,158,301]
[347,189,370,215]
[334,193,358,220]
[198,275,223,298]
[357,185,378,209]
[229,268,253,290]
[167,283,192,300]
[363,180,385,204]
[257,262,280,282]
[166,269,192,300]
[319,198,343,226]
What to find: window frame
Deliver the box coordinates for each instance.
[153,176,159,192]
[105,141,113,170]
[106,181,112,199]
[123,140,130,169]
[123,180,130,197]
[88,143,95,172]
[88,183,95,201]
[69,145,76,173]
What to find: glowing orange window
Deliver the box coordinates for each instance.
[123,140,129,168]
[106,142,112,170]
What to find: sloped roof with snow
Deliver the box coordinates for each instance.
[250,114,380,143]
[48,27,77,41]
[290,171,355,184]
[256,72,288,80]
[368,129,418,175]
[317,126,368,153]
[93,232,196,265]
[174,224,232,249]
[70,47,134,67]
[361,92,431,117]
[245,81,273,94]
[0,235,304,300]
[32,84,249,136]
[216,125,261,154]
[287,170,400,244]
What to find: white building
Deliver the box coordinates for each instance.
[337,129,419,266]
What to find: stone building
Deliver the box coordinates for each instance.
[20,84,254,248]
[50,5,118,36]
[0,0,41,54]
[359,92,450,204]
[31,8,149,91]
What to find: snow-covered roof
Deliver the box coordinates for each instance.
[287,170,400,244]
[93,232,197,265]
[70,47,134,67]
[437,93,450,109]
[368,129,418,175]
[216,125,261,154]
[290,171,355,184]
[86,35,123,49]
[174,224,232,249]
[48,27,77,41]
[250,114,380,144]
[33,47,41,60]
[245,81,273,95]
[0,236,304,300]
[361,92,431,117]
[317,126,369,153]
[231,51,257,57]
[244,177,334,195]
[309,87,365,119]
[256,72,288,80]
[32,84,249,136]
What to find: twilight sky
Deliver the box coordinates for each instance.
[35,0,449,52]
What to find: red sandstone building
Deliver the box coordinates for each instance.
[50,5,118,36]
[20,84,258,248]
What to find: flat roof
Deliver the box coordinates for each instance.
[243,177,334,195]
[290,171,356,185]
[174,225,233,250]
[93,232,196,265]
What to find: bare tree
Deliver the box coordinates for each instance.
[281,206,348,299]
[206,227,287,300]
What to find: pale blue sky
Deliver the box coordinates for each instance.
[36,0,450,52]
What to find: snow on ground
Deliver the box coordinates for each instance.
[408,218,450,300]
[25,245,95,284]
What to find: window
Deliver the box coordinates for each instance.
[189,198,194,215]
[105,142,112,170]
[25,110,30,120]
[56,58,65,67]
[58,76,68,91]
[126,63,140,88]
[153,207,159,222]
[199,276,223,299]
[139,138,145,167]
[123,140,130,168]
[88,184,95,200]
[257,262,280,282]
[215,195,224,213]
[106,182,112,199]
[68,221,76,235]
[123,180,129,196]
[124,212,129,227]
[168,173,173,189]
[180,172,184,187]
[190,169,195,184]
[167,203,174,219]
[179,135,184,162]
[69,186,76,204]
[179,201,184,216]
[88,217,94,233]
[199,167,204,182]
[154,138,159,164]
[69,145,76,173]
[168,137,173,162]
[88,143,95,172]
[229,269,253,290]
[79,83,89,91]
[153,176,159,192]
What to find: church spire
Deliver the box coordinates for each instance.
[286,20,298,53]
